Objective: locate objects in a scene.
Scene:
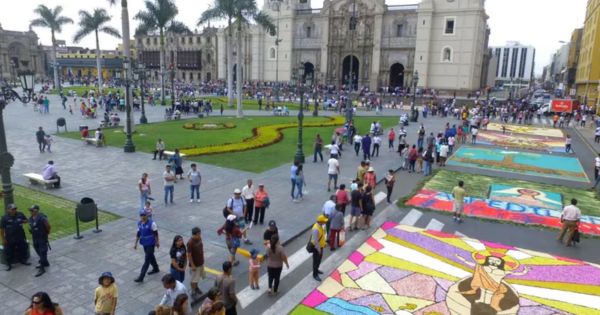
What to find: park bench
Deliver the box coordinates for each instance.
[24,173,58,189]
[163,151,187,159]
[83,137,105,147]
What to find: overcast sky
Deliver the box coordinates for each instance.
[1,0,587,75]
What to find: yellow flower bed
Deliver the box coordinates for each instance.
[182,122,236,130]
[180,116,345,156]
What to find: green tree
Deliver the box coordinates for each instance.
[200,0,275,117]
[73,9,121,94]
[134,0,190,106]
[30,5,74,92]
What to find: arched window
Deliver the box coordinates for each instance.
[442,47,452,62]
[269,47,276,59]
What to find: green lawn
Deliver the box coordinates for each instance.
[59,116,399,172]
[9,185,120,241]
[423,170,600,217]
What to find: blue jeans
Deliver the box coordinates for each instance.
[170,266,185,282]
[140,191,149,210]
[290,178,297,199]
[190,185,200,199]
[313,148,323,162]
[424,161,432,176]
[295,179,304,199]
[417,138,424,149]
[164,185,174,204]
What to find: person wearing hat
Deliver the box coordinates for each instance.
[95,272,118,315]
[226,189,251,245]
[309,215,328,281]
[263,220,279,249]
[28,205,51,277]
[0,203,30,271]
[187,227,205,298]
[364,167,376,189]
[134,210,160,283]
[221,214,242,266]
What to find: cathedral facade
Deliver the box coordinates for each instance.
[218,0,490,92]
[0,25,46,81]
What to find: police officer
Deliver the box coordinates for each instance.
[28,205,51,277]
[133,210,160,283]
[0,204,30,270]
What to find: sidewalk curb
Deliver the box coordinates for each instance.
[573,126,598,155]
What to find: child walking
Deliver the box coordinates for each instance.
[249,249,261,290]
[95,272,118,315]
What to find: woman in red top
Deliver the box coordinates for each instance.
[254,184,270,225]
[364,167,377,189]
[388,129,396,151]
[335,184,350,214]
[25,292,63,315]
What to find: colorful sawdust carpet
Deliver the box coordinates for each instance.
[448,146,589,183]
[476,130,564,153]
[486,123,564,138]
[405,189,600,236]
[489,184,563,210]
[291,223,600,315]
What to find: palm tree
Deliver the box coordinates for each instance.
[134,0,190,106]
[30,5,73,93]
[200,0,275,117]
[73,9,121,94]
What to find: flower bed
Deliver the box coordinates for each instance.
[182,122,236,130]
[180,116,345,156]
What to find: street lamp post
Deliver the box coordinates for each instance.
[293,63,312,164]
[410,70,419,122]
[0,74,34,212]
[137,63,148,124]
[170,66,176,110]
[123,59,136,153]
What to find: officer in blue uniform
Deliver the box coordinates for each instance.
[0,204,30,270]
[134,210,160,283]
[28,205,51,277]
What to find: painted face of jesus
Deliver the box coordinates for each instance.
[486,256,505,270]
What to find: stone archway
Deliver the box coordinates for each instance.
[389,63,405,89]
[342,55,359,90]
[303,62,315,80]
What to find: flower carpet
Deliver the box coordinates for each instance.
[486,123,564,138]
[290,223,600,315]
[448,146,589,183]
[476,130,564,153]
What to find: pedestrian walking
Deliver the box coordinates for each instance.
[242,179,256,223]
[25,292,63,315]
[226,189,251,244]
[44,134,54,153]
[361,133,372,160]
[154,139,166,160]
[327,156,340,192]
[134,210,160,283]
[384,170,396,203]
[248,249,261,290]
[159,274,192,314]
[439,141,449,167]
[335,184,349,214]
[309,215,328,281]
[364,167,376,189]
[313,134,324,163]
[36,126,46,153]
[293,164,305,201]
[557,199,581,247]
[471,127,478,145]
[290,161,299,200]
[361,186,376,229]
[329,140,341,158]
[169,149,184,180]
[169,235,187,282]
[263,220,279,249]
[328,205,344,250]
[388,129,396,151]
[565,134,573,153]
[254,184,270,225]
[95,272,118,315]
[353,133,362,156]
[187,227,206,298]
[219,214,242,266]
[349,185,363,230]
[28,205,50,277]
[452,180,466,223]
[138,173,152,210]
[163,165,176,205]
[215,261,238,315]
[372,134,382,157]
[187,164,202,203]
[266,234,289,296]
[423,146,434,176]
[0,204,30,271]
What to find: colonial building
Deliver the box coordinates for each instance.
[219,0,490,92]
[135,28,218,83]
[0,24,46,81]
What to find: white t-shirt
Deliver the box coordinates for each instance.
[471,128,478,136]
[241,184,256,200]
[595,127,600,136]
[353,135,362,144]
[439,145,449,158]
[595,157,600,168]
[448,136,455,146]
[330,144,340,155]
[373,136,382,145]
[163,171,175,186]
[327,158,339,175]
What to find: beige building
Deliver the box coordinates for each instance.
[219,0,490,92]
[0,24,46,81]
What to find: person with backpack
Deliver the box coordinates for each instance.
[218,215,243,267]
[224,189,251,245]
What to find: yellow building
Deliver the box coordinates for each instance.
[56,52,124,81]
[567,28,583,95]
[576,0,600,110]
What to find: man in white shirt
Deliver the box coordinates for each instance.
[241,179,256,224]
[322,195,337,238]
[372,135,382,157]
[329,141,340,159]
[353,134,362,156]
[595,126,600,143]
[471,127,478,145]
[159,274,192,314]
[327,157,340,192]
[163,165,176,205]
[187,163,202,203]
[594,154,600,181]
[557,198,581,247]
[42,160,60,188]
[439,142,449,167]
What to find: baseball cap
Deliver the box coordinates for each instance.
[268,220,277,228]
[139,209,147,216]
[7,203,17,210]
[29,205,40,211]
[227,214,237,221]
[317,214,329,223]
[233,188,242,194]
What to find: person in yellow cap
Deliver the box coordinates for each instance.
[309,215,328,281]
